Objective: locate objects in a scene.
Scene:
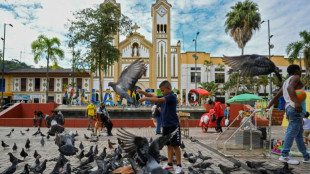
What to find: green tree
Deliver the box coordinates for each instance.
[31,34,64,103]
[258,75,269,98]
[286,30,310,89]
[68,2,132,101]
[3,59,31,69]
[199,81,219,99]
[203,60,213,82]
[225,0,261,55]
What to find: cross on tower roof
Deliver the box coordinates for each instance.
[132,23,140,33]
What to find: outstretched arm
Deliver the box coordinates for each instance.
[139,97,166,103]
[267,88,283,108]
[136,89,154,97]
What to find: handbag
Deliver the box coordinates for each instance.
[211,113,216,122]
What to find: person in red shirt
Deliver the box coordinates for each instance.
[209,99,224,133]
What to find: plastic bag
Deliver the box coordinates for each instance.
[211,113,216,122]
[204,116,209,124]
[225,118,229,126]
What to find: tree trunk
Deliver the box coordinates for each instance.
[264,85,267,99]
[235,72,240,96]
[304,49,309,90]
[241,47,244,56]
[46,56,49,103]
[98,50,103,103]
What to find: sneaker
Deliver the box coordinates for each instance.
[163,164,173,170]
[279,156,300,165]
[175,166,183,174]
[303,157,310,163]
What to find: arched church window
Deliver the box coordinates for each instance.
[164,24,167,33]
[161,24,163,33]
[157,24,160,33]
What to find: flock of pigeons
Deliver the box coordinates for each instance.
[1,126,295,174]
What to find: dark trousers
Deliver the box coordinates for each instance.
[216,116,223,132]
[104,121,113,135]
[33,117,42,127]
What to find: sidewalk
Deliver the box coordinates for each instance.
[0,126,309,173]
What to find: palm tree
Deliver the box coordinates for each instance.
[31,35,64,103]
[224,0,261,55]
[257,75,269,99]
[199,81,219,99]
[286,30,310,89]
[203,60,213,82]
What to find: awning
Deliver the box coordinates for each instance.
[1,92,13,96]
[189,89,210,96]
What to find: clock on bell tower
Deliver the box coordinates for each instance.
[151,0,172,89]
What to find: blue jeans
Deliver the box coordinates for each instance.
[282,106,309,159]
[33,117,42,127]
[155,116,162,134]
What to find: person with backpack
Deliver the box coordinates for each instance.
[96,103,113,136]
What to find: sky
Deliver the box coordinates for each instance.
[0,0,310,68]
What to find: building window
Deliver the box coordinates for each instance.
[21,78,26,91]
[35,78,40,91]
[49,78,54,91]
[190,67,201,71]
[62,78,68,90]
[48,96,54,103]
[0,79,5,92]
[77,78,82,89]
[215,73,225,83]
[191,72,201,83]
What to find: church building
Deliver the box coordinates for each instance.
[92,0,181,102]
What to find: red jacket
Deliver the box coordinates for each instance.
[214,102,224,119]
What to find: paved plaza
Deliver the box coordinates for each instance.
[0,126,309,173]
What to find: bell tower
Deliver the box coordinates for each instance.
[151,0,172,89]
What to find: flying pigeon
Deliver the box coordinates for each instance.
[117,127,177,174]
[108,58,147,105]
[222,54,282,82]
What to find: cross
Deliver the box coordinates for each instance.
[132,23,140,33]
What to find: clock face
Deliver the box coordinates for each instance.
[157,7,166,16]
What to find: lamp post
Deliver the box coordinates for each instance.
[1,23,13,107]
[192,31,199,89]
[261,20,273,99]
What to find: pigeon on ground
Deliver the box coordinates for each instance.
[197,150,212,161]
[2,140,10,148]
[61,163,71,174]
[40,132,46,137]
[1,160,18,174]
[25,128,30,132]
[5,131,12,137]
[222,54,282,82]
[246,161,265,170]
[90,136,99,142]
[79,141,84,150]
[41,137,45,146]
[20,130,25,136]
[188,156,199,164]
[33,150,41,159]
[233,160,242,169]
[218,164,238,174]
[263,162,293,174]
[30,156,41,172]
[108,58,147,105]
[94,145,98,155]
[85,146,94,157]
[117,127,177,174]
[76,150,84,161]
[189,136,198,142]
[75,130,79,137]
[20,148,28,159]
[84,134,90,140]
[25,140,30,150]
[159,155,168,161]
[8,152,23,164]
[193,162,213,169]
[56,134,78,156]
[188,167,199,174]
[183,151,194,158]
[21,164,30,174]
[108,139,114,149]
[12,143,17,152]
[98,147,107,160]
[11,128,14,132]
[35,159,48,174]
[180,141,185,150]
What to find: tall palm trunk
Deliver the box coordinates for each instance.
[98,49,103,102]
[264,85,267,98]
[304,49,309,89]
[46,55,49,103]
[235,71,240,96]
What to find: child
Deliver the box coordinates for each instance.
[303,112,310,145]
[94,113,105,136]
[138,80,183,174]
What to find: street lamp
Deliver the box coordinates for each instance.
[261,20,273,99]
[1,23,13,107]
[192,31,200,89]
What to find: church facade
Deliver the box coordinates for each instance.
[92,0,181,102]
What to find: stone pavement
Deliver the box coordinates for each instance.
[0,126,309,173]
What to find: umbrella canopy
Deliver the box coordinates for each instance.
[227,94,262,104]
